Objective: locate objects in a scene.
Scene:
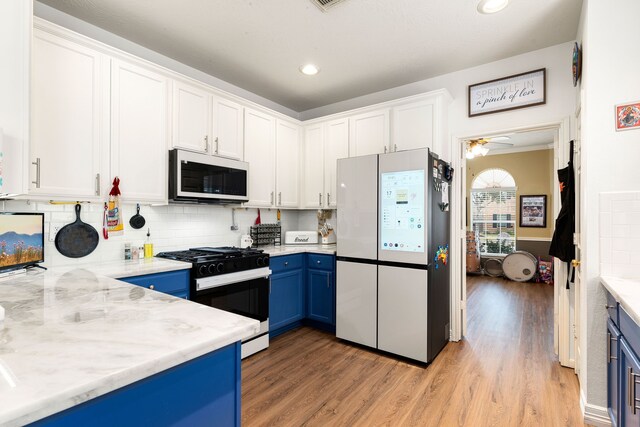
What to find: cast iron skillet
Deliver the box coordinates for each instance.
[55,204,99,258]
[129,204,146,229]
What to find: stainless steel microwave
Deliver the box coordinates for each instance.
[169,149,249,204]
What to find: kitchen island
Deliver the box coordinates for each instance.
[0,268,259,426]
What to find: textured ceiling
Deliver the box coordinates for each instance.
[38,0,583,112]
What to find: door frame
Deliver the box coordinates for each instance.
[449,117,574,368]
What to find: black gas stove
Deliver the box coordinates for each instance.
[156,246,270,279]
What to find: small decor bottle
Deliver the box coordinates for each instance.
[144,228,154,259]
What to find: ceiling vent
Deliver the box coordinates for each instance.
[311,0,347,12]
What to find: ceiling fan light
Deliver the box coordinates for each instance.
[479,147,490,156]
[466,150,475,160]
[471,144,483,155]
[477,0,509,14]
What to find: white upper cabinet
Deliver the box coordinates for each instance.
[275,119,300,208]
[212,97,244,160]
[303,124,324,208]
[349,109,390,156]
[324,118,349,208]
[31,29,107,199]
[392,98,436,152]
[172,79,210,154]
[111,59,169,203]
[244,108,276,207]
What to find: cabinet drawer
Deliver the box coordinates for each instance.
[308,254,335,271]
[270,254,304,273]
[120,270,190,295]
[606,288,619,326]
[620,306,640,357]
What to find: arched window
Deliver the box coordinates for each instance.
[470,168,516,255]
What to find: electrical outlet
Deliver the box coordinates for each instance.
[48,224,62,242]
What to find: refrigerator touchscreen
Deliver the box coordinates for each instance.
[380,169,425,253]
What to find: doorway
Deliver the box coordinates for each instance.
[449,119,576,369]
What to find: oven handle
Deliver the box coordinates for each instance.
[196,267,272,291]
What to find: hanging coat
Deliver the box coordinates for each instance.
[549,141,576,287]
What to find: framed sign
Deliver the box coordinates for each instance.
[468,68,546,117]
[615,101,640,131]
[520,195,547,228]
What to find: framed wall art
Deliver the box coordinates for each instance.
[615,101,640,131]
[468,68,546,117]
[520,195,547,228]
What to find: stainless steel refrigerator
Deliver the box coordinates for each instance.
[336,148,451,363]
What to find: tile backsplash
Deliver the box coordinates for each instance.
[0,200,302,268]
[600,191,640,278]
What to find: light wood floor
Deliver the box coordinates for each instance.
[242,276,586,426]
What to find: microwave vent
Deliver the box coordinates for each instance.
[311,0,347,12]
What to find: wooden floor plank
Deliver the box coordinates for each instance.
[242,276,587,427]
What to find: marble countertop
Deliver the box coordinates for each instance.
[53,257,191,279]
[261,244,337,257]
[0,269,259,426]
[601,276,640,325]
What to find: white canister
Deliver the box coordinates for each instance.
[240,235,253,248]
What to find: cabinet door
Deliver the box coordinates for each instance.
[307,268,335,325]
[349,109,389,157]
[609,319,621,427]
[31,30,106,199]
[303,124,325,208]
[324,118,349,208]
[244,108,276,207]
[111,59,169,203]
[275,119,300,208]
[620,337,640,427]
[212,97,244,160]
[172,80,210,153]
[269,269,304,331]
[392,99,435,152]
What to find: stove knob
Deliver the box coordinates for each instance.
[216,263,225,273]
[256,257,264,267]
[198,264,207,277]
[262,256,269,266]
[208,264,217,275]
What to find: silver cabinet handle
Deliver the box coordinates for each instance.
[327,193,331,206]
[317,260,321,264]
[149,284,155,290]
[606,304,616,309]
[32,158,41,188]
[384,146,388,154]
[607,332,618,362]
[278,192,282,206]
[270,191,274,205]
[327,274,330,288]
[95,173,100,196]
[629,366,640,414]
[204,135,209,152]
[319,193,323,207]
[215,137,219,154]
[394,144,398,152]
[284,261,288,266]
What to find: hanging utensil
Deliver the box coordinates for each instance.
[55,204,99,258]
[103,202,109,239]
[129,204,146,229]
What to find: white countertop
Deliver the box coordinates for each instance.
[52,257,191,279]
[261,244,337,257]
[601,276,640,325]
[0,269,259,426]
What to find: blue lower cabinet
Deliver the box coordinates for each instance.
[620,337,640,426]
[609,318,621,427]
[120,269,190,298]
[307,268,335,325]
[31,342,242,427]
[269,255,305,335]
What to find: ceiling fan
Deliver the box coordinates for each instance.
[465,136,514,159]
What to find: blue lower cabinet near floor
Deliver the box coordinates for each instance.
[307,268,334,325]
[30,342,241,427]
[269,266,305,335]
[120,269,190,298]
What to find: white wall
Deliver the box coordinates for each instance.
[1,200,298,268]
[33,1,299,120]
[578,0,640,412]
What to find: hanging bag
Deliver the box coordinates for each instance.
[107,177,124,236]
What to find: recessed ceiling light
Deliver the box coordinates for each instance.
[477,0,509,14]
[300,64,320,76]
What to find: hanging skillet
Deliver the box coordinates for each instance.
[129,204,146,229]
[55,204,99,258]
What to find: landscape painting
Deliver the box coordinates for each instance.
[0,214,44,268]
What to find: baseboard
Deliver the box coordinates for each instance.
[581,389,612,427]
